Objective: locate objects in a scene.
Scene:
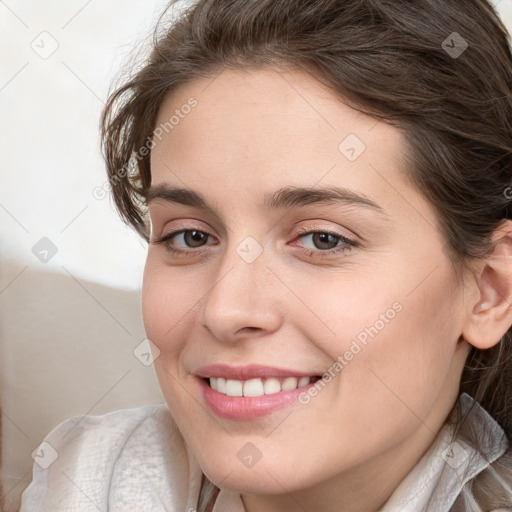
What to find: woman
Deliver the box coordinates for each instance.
[19,0,512,510]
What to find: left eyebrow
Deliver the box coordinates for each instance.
[146,184,388,217]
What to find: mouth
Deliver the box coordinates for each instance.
[194,364,324,420]
[204,375,322,397]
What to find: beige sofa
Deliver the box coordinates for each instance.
[1,260,164,512]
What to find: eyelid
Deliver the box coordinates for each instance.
[150,229,218,250]
[151,221,359,263]
[151,220,355,245]
[291,225,358,255]
[293,221,358,242]
[152,219,216,240]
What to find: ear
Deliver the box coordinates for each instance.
[461,219,512,350]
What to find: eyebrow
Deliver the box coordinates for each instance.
[146,184,387,216]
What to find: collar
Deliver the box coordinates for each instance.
[212,393,509,512]
[382,392,508,511]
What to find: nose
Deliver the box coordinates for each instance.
[199,240,283,343]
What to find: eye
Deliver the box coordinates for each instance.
[151,228,217,257]
[151,226,359,260]
[170,229,212,248]
[293,227,358,258]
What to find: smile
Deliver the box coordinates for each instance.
[194,364,324,420]
[207,376,319,397]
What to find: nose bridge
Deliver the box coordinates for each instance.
[199,235,283,339]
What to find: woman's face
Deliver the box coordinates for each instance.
[143,67,471,501]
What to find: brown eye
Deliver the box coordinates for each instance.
[151,228,217,256]
[292,228,358,259]
[309,232,341,251]
[181,230,209,248]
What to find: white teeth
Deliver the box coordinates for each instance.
[217,377,226,394]
[243,378,264,397]
[209,376,314,397]
[264,378,281,395]
[225,379,243,396]
[298,376,310,387]
[281,377,298,391]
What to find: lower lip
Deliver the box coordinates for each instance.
[198,377,316,420]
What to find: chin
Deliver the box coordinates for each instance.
[198,452,314,495]
[205,468,291,494]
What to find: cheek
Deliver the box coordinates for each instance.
[299,252,461,401]
[141,261,202,416]
[290,268,405,362]
[141,257,196,351]
[327,261,462,436]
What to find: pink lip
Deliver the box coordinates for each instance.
[194,364,321,420]
[194,363,319,380]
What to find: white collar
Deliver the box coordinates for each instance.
[212,393,509,512]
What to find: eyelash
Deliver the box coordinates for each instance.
[151,225,358,260]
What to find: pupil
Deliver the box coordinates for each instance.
[187,230,206,247]
[315,232,337,250]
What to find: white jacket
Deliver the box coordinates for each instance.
[19,393,512,511]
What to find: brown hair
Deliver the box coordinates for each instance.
[100,0,512,509]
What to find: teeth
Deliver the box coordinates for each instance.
[281,377,298,391]
[243,378,264,397]
[264,378,281,395]
[208,376,314,397]
[217,377,226,394]
[298,376,310,387]
[225,379,243,396]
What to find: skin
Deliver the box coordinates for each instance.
[143,66,512,512]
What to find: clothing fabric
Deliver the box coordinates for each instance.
[19,393,511,511]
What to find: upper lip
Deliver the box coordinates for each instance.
[194,364,320,380]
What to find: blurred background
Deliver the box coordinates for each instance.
[1,1,511,511]
[1,2,172,510]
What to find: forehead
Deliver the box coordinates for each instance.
[152,66,401,159]
[149,66,432,226]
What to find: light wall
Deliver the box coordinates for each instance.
[1,2,174,510]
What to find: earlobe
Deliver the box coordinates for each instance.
[461,219,512,350]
